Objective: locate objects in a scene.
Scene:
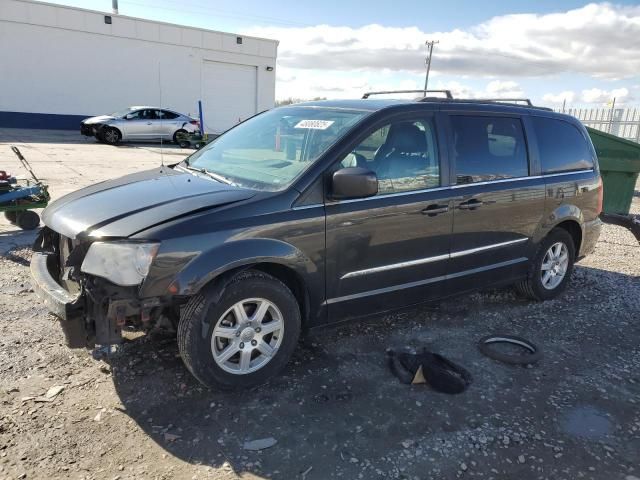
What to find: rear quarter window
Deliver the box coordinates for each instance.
[532,117,594,174]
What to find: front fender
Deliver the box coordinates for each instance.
[167,238,317,296]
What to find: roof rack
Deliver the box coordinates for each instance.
[360,90,552,110]
[471,98,533,106]
[362,89,453,99]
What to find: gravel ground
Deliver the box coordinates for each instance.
[0,132,639,480]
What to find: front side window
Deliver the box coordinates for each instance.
[339,118,440,195]
[143,109,159,120]
[125,110,144,120]
[451,115,528,184]
[532,117,594,174]
[186,107,368,191]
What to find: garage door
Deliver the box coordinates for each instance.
[201,61,257,134]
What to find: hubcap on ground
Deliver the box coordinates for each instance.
[211,298,284,374]
[540,242,569,290]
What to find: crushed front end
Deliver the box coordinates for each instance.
[30,228,173,348]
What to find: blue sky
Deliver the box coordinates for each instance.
[46,0,640,106]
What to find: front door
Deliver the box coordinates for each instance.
[445,113,546,292]
[325,113,453,321]
[122,109,156,139]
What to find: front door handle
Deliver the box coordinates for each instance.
[422,204,449,216]
[458,199,483,210]
[146,122,153,125]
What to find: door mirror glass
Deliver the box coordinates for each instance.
[331,167,378,200]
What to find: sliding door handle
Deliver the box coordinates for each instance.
[422,204,449,216]
[458,199,483,210]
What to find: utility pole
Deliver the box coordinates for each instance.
[423,40,439,94]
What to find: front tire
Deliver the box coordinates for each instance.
[516,228,575,301]
[101,127,121,145]
[177,270,301,390]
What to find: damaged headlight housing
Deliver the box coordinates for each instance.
[81,242,160,286]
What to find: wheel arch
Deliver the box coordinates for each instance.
[168,239,319,327]
[211,262,311,329]
[538,203,585,254]
[552,219,583,253]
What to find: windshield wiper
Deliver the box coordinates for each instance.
[203,169,234,185]
[182,164,234,186]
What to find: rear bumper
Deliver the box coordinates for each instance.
[30,251,87,347]
[580,217,602,257]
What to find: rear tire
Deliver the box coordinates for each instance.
[516,228,575,301]
[177,270,301,390]
[173,129,188,144]
[16,210,40,230]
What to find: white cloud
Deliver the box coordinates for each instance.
[431,80,524,99]
[249,3,640,81]
[542,91,576,104]
[581,87,630,104]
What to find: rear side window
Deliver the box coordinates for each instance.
[160,110,179,119]
[451,116,528,184]
[532,117,594,174]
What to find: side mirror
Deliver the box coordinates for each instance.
[331,167,378,200]
[124,114,131,120]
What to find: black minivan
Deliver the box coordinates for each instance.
[31,92,602,389]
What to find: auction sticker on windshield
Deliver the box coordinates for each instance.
[294,120,335,130]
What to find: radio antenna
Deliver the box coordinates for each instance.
[158,62,164,168]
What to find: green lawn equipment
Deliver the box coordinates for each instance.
[175,131,213,150]
[1,147,50,230]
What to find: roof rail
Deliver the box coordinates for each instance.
[470,98,533,106]
[362,89,453,99]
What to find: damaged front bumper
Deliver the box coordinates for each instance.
[31,230,171,349]
[30,251,86,347]
[80,123,99,137]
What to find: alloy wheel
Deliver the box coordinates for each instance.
[211,298,284,374]
[540,241,569,290]
[104,129,119,144]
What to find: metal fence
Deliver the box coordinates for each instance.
[557,107,640,143]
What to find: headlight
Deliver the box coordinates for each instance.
[81,242,159,286]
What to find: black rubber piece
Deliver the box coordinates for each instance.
[601,213,640,243]
[387,348,473,394]
[478,334,542,365]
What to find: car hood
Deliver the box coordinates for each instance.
[82,115,115,124]
[42,167,255,239]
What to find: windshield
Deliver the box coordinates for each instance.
[110,108,134,117]
[184,107,368,191]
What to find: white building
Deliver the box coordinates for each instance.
[0,0,278,133]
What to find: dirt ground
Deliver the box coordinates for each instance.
[0,129,639,480]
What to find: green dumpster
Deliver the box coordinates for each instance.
[586,127,640,215]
